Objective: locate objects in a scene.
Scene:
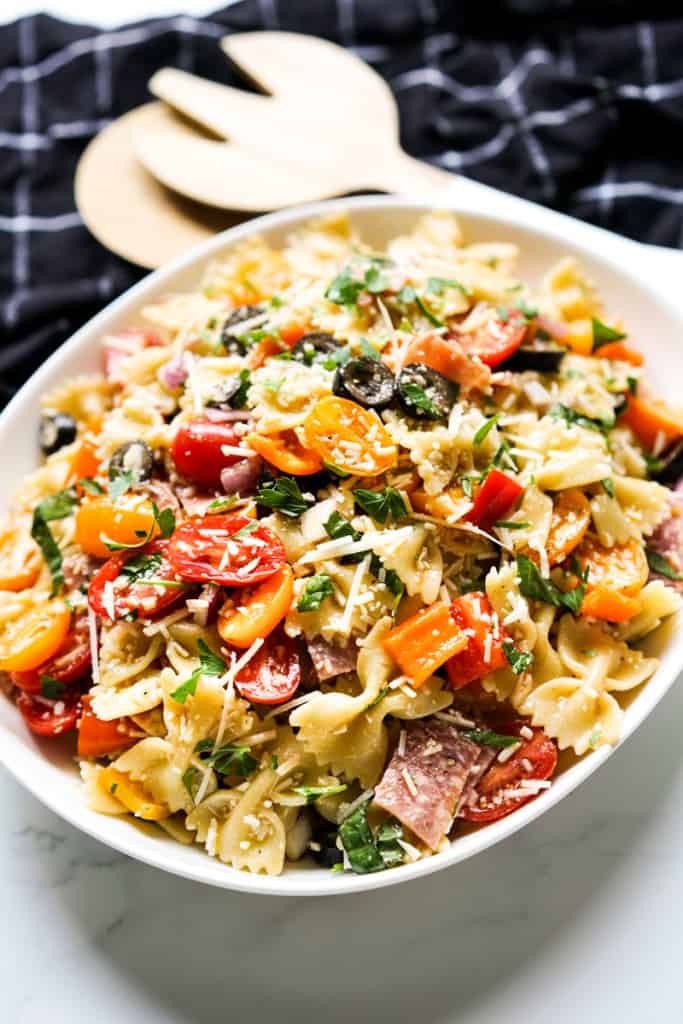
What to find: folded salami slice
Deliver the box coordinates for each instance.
[457,747,496,817]
[374,718,481,850]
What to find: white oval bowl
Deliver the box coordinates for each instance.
[1,194,682,897]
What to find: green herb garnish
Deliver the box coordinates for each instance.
[170,640,226,704]
[338,801,405,874]
[473,414,500,447]
[256,476,311,518]
[40,675,65,699]
[354,486,408,525]
[462,729,520,749]
[359,337,380,361]
[298,574,335,612]
[324,511,361,542]
[645,548,683,581]
[78,477,104,495]
[31,487,79,594]
[592,317,626,349]
[549,403,613,435]
[195,738,257,778]
[292,783,348,805]
[108,470,134,502]
[601,478,615,498]
[502,640,534,675]
[516,553,588,614]
[207,495,238,514]
[400,381,441,417]
[494,520,530,530]
[415,294,444,327]
[426,276,470,297]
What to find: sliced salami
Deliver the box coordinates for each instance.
[457,747,496,817]
[374,718,481,850]
[307,636,357,682]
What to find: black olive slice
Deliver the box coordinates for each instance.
[291,332,339,364]
[108,441,155,484]
[39,411,77,456]
[332,357,395,410]
[501,342,566,373]
[397,363,457,420]
[220,304,267,353]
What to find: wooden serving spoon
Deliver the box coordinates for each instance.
[138,31,452,211]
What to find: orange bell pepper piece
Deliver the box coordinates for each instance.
[383,602,468,687]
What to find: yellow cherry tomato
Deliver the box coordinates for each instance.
[97,767,170,820]
[302,396,397,476]
[0,599,71,672]
[247,431,323,476]
[0,523,41,591]
[546,489,591,566]
[75,495,159,558]
[218,565,294,649]
[575,536,649,597]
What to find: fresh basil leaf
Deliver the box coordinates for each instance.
[516,554,587,614]
[364,264,389,294]
[338,801,384,873]
[298,574,334,612]
[375,819,405,868]
[292,783,348,805]
[182,766,201,800]
[592,317,626,348]
[325,266,364,307]
[462,729,520,749]
[154,506,175,538]
[601,478,615,498]
[119,551,163,583]
[198,639,226,676]
[491,439,517,472]
[40,675,65,699]
[415,294,444,327]
[324,511,361,542]
[322,460,352,479]
[230,368,251,409]
[473,414,499,447]
[256,476,311,518]
[353,486,407,525]
[549,403,613,435]
[426,276,470,297]
[494,520,530,530]
[321,345,351,371]
[232,520,260,541]
[207,495,238,514]
[78,477,104,495]
[170,674,199,704]
[646,548,683,581]
[108,470,134,502]
[37,488,79,521]
[502,640,534,675]
[366,685,389,709]
[31,488,79,594]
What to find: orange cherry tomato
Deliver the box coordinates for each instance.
[595,341,644,366]
[620,395,683,451]
[546,489,591,566]
[302,396,397,476]
[581,586,643,623]
[247,431,323,475]
[575,536,648,597]
[77,696,138,757]
[0,523,41,591]
[248,323,308,369]
[218,565,294,649]
[75,495,159,558]
[69,439,101,483]
[0,599,71,672]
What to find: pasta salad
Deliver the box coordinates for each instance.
[2,210,682,877]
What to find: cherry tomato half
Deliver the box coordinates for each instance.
[10,615,91,694]
[0,522,41,592]
[167,512,286,586]
[77,696,138,757]
[457,310,528,368]
[75,494,159,559]
[218,565,294,649]
[16,690,80,737]
[88,540,185,621]
[235,627,300,705]
[461,720,557,823]
[171,419,247,488]
[302,396,397,476]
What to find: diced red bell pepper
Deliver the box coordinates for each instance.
[466,468,523,533]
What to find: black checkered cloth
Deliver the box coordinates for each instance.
[2,0,683,407]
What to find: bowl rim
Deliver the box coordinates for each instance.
[1,192,682,897]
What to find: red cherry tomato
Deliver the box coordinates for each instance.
[461,720,557,823]
[456,310,527,368]
[235,628,300,705]
[446,592,508,689]
[88,540,185,621]
[10,615,92,695]
[465,468,524,533]
[16,691,80,737]
[171,419,247,488]
[167,513,286,586]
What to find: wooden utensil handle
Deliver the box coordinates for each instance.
[377,150,455,195]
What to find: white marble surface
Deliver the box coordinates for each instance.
[3,671,683,1024]
[3,2,683,1019]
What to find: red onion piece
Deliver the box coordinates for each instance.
[220,456,262,495]
[191,583,224,626]
[204,408,252,423]
[536,316,570,342]
[158,352,189,390]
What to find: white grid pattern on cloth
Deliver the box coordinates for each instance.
[498,42,555,202]
[336,0,356,50]
[256,0,279,31]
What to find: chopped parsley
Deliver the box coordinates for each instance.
[359,337,380,360]
[591,317,626,349]
[645,548,683,581]
[354,486,408,525]
[415,294,444,327]
[195,739,257,778]
[170,640,226,704]
[108,469,134,502]
[516,553,588,614]
[119,550,163,583]
[78,477,104,495]
[298,574,335,612]
[324,511,361,542]
[426,276,470,297]
[230,368,251,409]
[494,520,530,530]
[549,402,613,436]
[502,640,534,675]
[256,476,311,518]
[325,261,390,308]
[400,381,440,417]
[601,478,615,498]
